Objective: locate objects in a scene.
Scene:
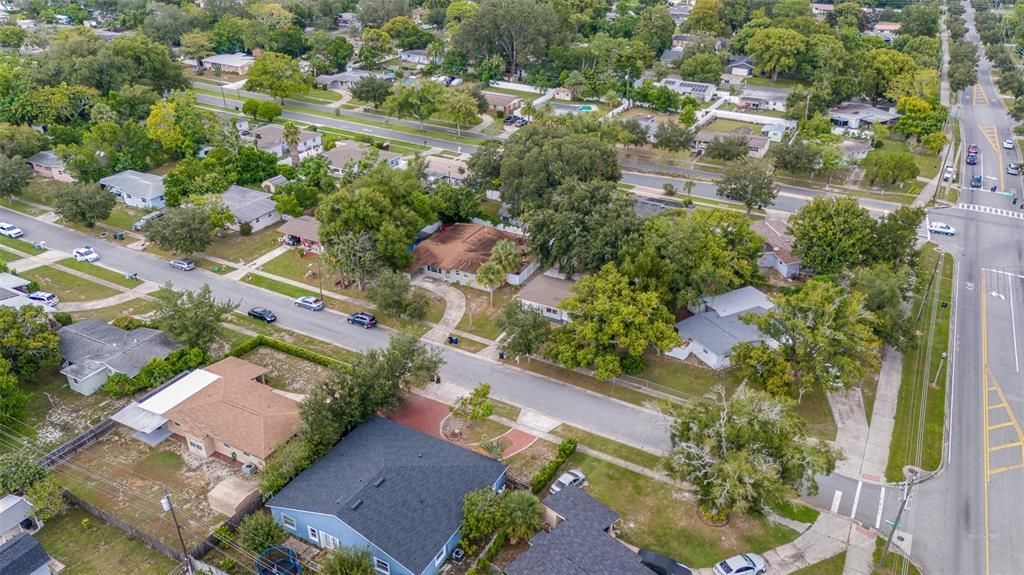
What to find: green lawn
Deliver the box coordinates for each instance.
[455,284,515,340]
[771,499,821,525]
[792,552,846,575]
[202,226,281,265]
[510,358,660,409]
[57,259,141,288]
[0,195,46,215]
[491,399,521,421]
[744,76,808,89]
[637,354,744,401]
[70,298,157,323]
[21,267,119,302]
[0,233,36,253]
[478,200,502,224]
[880,140,942,180]
[0,249,19,263]
[706,118,763,133]
[481,86,543,100]
[35,507,181,575]
[195,257,235,274]
[102,206,146,231]
[873,537,923,575]
[567,453,799,568]
[886,245,953,481]
[551,424,666,470]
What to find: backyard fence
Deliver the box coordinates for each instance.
[64,491,187,563]
[37,419,116,469]
[187,496,264,560]
[504,475,530,491]
[193,558,232,575]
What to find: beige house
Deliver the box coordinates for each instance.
[25,151,74,183]
[481,91,523,115]
[408,223,536,288]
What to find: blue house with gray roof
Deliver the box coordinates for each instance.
[266,417,507,575]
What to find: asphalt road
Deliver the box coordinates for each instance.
[0,209,674,454]
[907,3,1024,573]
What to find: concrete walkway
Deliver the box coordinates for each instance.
[467,113,495,134]
[411,277,467,344]
[249,244,290,268]
[59,281,162,311]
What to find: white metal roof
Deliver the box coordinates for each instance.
[138,369,219,415]
[111,402,169,434]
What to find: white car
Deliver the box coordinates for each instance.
[26,291,58,306]
[928,222,956,236]
[549,469,586,494]
[1004,139,1015,149]
[0,223,23,238]
[73,247,99,262]
[713,553,767,575]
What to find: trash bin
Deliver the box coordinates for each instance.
[113,231,125,241]
[452,336,459,345]
[447,336,455,344]
[498,350,506,360]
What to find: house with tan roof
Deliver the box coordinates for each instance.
[111,357,301,468]
[517,271,576,322]
[278,215,321,253]
[750,218,803,279]
[408,223,536,288]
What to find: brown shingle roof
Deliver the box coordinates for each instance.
[750,218,800,264]
[165,358,300,460]
[481,91,523,108]
[277,216,320,242]
[410,223,522,274]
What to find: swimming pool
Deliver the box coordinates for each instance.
[576,105,596,112]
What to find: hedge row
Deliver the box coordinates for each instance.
[466,531,508,575]
[225,335,347,369]
[529,438,578,494]
[103,347,209,397]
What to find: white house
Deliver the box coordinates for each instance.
[517,272,575,323]
[250,124,323,161]
[0,273,55,313]
[221,185,281,232]
[726,55,755,77]
[323,140,402,175]
[735,87,790,112]
[58,319,181,396]
[652,77,717,103]
[98,170,166,209]
[398,49,440,66]
[750,219,803,279]
[668,286,776,370]
[201,52,255,75]
[0,495,40,544]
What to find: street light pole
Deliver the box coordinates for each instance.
[878,471,918,567]
[162,488,194,575]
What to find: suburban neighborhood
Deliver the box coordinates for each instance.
[0,0,1015,574]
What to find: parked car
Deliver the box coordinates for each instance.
[0,223,23,238]
[549,469,586,494]
[1009,163,1021,176]
[514,118,528,127]
[247,307,277,322]
[132,211,164,231]
[26,291,58,306]
[449,78,463,86]
[1004,139,1015,149]
[928,221,957,236]
[169,258,196,271]
[347,312,377,328]
[966,153,978,165]
[294,295,325,311]
[971,175,983,188]
[73,247,99,262]
[640,549,693,575]
[713,553,767,575]
[943,164,954,181]
[968,144,979,154]
[503,115,520,125]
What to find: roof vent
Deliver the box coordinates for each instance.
[418,453,423,458]
[374,477,385,488]
[350,499,363,510]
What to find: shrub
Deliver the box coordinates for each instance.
[226,335,345,369]
[111,316,147,330]
[53,312,73,326]
[529,438,577,494]
[259,437,315,497]
[238,512,286,554]
[239,221,253,236]
[213,524,234,548]
[24,476,67,521]
[103,347,209,397]
[25,281,39,293]
[621,354,646,375]
[218,558,238,573]
[0,451,47,493]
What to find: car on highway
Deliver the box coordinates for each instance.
[968,144,979,154]
[347,312,377,328]
[0,223,23,238]
[1009,163,1021,176]
[713,553,767,575]
[294,295,325,311]
[928,222,957,236]
[1004,139,1015,149]
[944,164,954,181]
[971,175,983,188]
[27,291,59,306]
[132,211,163,231]
[169,258,195,271]
[247,307,277,322]
[966,153,978,165]
[72,247,99,262]
[549,469,586,494]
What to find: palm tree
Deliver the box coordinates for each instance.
[683,179,695,202]
[501,491,543,544]
[489,239,521,275]
[475,261,504,306]
[283,121,301,166]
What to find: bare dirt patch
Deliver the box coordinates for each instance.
[504,439,556,481]
[241,346,334,394]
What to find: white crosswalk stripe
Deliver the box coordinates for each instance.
[954,202,1024,219]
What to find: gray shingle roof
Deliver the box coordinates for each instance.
[676,307,771,356]
[222,185,276,223]
[26,150,64,168]
[506,487,651,575]
[0,533,50,575]
[268,417,507,575]
[59,319,181,378]
[98,170,165,200]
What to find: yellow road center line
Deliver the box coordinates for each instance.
[982,274,991,575]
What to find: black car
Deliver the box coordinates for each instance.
[966,153,978,165]
[347,312,378,328]
[971,175,983,188]
[248,307,277,322]
[503,115,519,125]
[639,549,693,575]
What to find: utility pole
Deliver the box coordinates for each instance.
[162,488,194,575]
[878,471,918,567]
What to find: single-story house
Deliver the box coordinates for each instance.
[0,533,54,575]
[736,87,789,112]
[111,357,301,467]
[761,124,787,142]
[726,55,755,77]
[316,70,377,90]
[659,47,685,64]
[398,49,440,66]
[811,2,835,15]
[422,155,468,186]
[668,4,690,25]
[750,218,803,279]
[653,77,717,103]
[58,319,181,396]
[336,11,359,27]
[408,223,536,288]
[25,151,74,183]
[839,139,874,162]
[829,101,900,130]
[278,215,321,253]
[0,273,54,313]
[552,87,574,101]
[872,21,902,34]
[98,170,166,209]
[517,272,575,323]
[267,417,508,575]
[221,185,281,232]
[694,130,770,158]
[481,91,523,115]
[0,495,39,544]
[669,286,776,370]
[200,52,255,75]
[261,174,289,194]
[323,140,402,175]
[506,486,652,575]
[250,124,323,162]
[672,34,691,48]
